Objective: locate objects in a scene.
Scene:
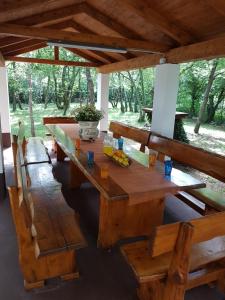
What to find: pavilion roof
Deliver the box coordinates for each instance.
[0,0,224,72]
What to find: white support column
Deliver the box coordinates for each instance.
[0,65,11,147]
[97,73,109,132]
[151,63,180,138]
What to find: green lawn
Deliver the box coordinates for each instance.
[10,103,225,156]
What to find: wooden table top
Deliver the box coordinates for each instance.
[142,108,189,120]
[46,124,205,205]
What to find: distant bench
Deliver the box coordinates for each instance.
[9,122,86,290]
[109,121,225,215]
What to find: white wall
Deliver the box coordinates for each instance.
[0,115,4,174]
[97,73,109,131]
[151,63,180,138]
[0,67,11,134]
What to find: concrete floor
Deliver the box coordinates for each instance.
[0,146,224,300]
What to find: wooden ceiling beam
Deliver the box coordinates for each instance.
[0,20,74,49]
[120,0,194,45]
[0,23,170,53]
[98,36,225,73]
[65,48,104,64]
[1,39,46,55]
[0,51,5,67]
[204,0,225,17]
[4,56,99,67]
[0,0,85,23]
[70,20,133,61]
[82,2,144,41]
[3,43,47,57]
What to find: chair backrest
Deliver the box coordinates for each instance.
[43,116,77,124]
[109,121,150,152]
[150,211,225,257]
[148,132,225,182]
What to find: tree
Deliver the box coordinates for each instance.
[194,59,218,133]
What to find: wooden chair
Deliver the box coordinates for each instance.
[121,212,225,300]
[109,121,150,152]
[148,132,225,214]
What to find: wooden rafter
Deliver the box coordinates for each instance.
[204,0,225,17]
[5,56,99,67]
[65,48,103,64]
[2,39,45,55]
[0,51,5,67]
[120,0,194,45]
[98,36,225,73]
[0,23,169,53]
[3,43,47,57]
[70,20,133,60]
[82,2,144,41]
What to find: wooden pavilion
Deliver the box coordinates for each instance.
[0,0,225,146]
[0,1,225,299]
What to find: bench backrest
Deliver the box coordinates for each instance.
[148,133,225,182]
[150,211,225,257]
[43,116,77,124]
[109,121,149,152]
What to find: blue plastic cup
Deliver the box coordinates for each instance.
[87,151,94,166]
[118,138,124,150]
[164,160,173,176]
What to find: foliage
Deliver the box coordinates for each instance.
[70,105,104,122]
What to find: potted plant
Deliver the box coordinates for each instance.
[71,105,104,140]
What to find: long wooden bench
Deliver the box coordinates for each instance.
[148,132,225,214]
[9,122,86,290]
[121,212,225,300]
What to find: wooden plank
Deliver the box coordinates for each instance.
[121,0,193,45]
[189,188,225,212]
[4,56,99,67]
[148,133,225,182]
[109,121,149,146]
[151,211,225,257]
[25,137,50,165]
[98,36,225,73]
[3,43,47,57]
[98,53,162,73]
[0,23,170,53]
[83,2,144,40]
[204,0,225,17]
[162,223,194,300]
[54,46,59,60]
[66,47,103,64]
[0,51,5,66]
[2,39,46,55]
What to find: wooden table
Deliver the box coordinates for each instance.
[46,124,205,248]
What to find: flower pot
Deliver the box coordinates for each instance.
[78,121,99,140]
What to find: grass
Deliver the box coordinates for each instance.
[10,103,225,192]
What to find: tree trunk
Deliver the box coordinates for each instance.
[118,73,125,113]
[194,60,218,133]
[85,68,95,104]
[28,72,35,137]
[44,75,51,109]
[138,69,145,122]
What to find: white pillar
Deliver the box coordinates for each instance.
[151,63,180,138]
[0,116,4,174]
[0,66,11,146]
[97,73,109,131]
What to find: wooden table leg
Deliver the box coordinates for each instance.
[56,143,67,161]
[69,161,87,189]
[98,195,165,248]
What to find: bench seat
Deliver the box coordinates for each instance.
[189,188,225,212]
[121,237,225,283]
[30,185,86,257]
[25,137,51,165]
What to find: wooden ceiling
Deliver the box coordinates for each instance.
[0,0,224,72]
